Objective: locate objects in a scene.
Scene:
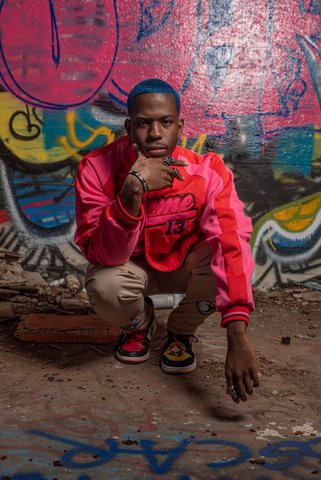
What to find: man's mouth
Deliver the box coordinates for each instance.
[144,145,168,157]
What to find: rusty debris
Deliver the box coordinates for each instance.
[0,247,90,319]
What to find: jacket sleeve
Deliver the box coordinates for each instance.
[74,156,144,266]
[200,154,255,327]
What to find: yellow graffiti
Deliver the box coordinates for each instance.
[251,192,321,248]
[272,195,321,232]
[0,92,115,164]
[273,206,299,221]
[283,218,312,231]
[59,111,115,160]
[0,92,50,163]
[180,133,207,154]
[268,227,277,250]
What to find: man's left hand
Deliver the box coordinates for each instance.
[225,321,260,404]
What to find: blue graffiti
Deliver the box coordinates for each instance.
[299,0,321,15]
[29,430,193,474]
[1,432,321,480]
[272,44,307,116]
[260,437,321,470]
[26,430,321,475]
[137,0,175,42]
[48,0,60,66]
[9,169,75,231]
[196,439,252,468]
[204,44,234,97]
[296,34,321,109]
[204,0,233,41]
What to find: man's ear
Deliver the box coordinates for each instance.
[124,118,130,136]
[178,118,184,136]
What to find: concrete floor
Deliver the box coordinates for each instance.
[0,302,320,480]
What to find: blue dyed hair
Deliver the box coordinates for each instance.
[127,78,180,115]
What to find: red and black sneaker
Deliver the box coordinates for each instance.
[116,300,156,364]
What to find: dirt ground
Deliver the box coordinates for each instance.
[0,286,320,479]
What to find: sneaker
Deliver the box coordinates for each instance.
[115,299,156,364]
[161,331,197,374]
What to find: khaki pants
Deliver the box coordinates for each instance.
[85,241,216,335]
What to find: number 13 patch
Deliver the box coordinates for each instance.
[166,220,186,235]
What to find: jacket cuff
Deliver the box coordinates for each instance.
[107,194,144,230]
[220,305,250,328]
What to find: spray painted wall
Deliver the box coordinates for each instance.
[0,0,320,289]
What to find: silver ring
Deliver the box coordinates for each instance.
[163,156,175,167]
[228,385,239,398]
[170,168,179,178]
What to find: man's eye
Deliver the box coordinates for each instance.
[137,120,147,127]
[163,120,172,126]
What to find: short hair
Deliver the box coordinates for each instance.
[127,78,180,115]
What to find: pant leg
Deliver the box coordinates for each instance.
[166,241,216,335]
[85,261,153,331]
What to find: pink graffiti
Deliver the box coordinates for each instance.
[0,0,320,134]
[0,0,118,108]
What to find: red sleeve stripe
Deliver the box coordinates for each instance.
[213,162,249,306]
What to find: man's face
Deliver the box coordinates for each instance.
[124,93,184,158]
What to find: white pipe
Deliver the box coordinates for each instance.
[149,293,185,309]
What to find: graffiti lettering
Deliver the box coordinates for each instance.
[9,105,43,141]
[23,429,321,477]
[0,0,320,286]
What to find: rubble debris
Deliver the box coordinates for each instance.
[49,278,66,287]
[0,301,20,324]
[281,336,291,345]
[0,288,21,298]
[0,247,89,316]
[0,303,14,319]
[301,291,321,302]
[65,274,81,294]
[0,247,20,262]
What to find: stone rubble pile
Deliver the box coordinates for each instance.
[0,247,91,321]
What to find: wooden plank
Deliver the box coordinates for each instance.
[15,313,121,344]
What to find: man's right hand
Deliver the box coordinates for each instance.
[119,145,187,217]
[130,144,187,191]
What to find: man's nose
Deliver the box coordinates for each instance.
[147,121,162,140]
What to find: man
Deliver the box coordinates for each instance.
[74,78,259,404]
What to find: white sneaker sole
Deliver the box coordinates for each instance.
[116,350,151,364]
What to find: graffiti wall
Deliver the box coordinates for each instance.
[0,0,320,289]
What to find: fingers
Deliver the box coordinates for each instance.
[251,368,260,388]
[163,155,187,167]
[226,369,260,404]
[244,373,254,396]
[226,370,240,404]
[227,383,240,404]
[132,143,145,159]
[174,159,188,167]
[236,381,247,402]
[169,167,185,182]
